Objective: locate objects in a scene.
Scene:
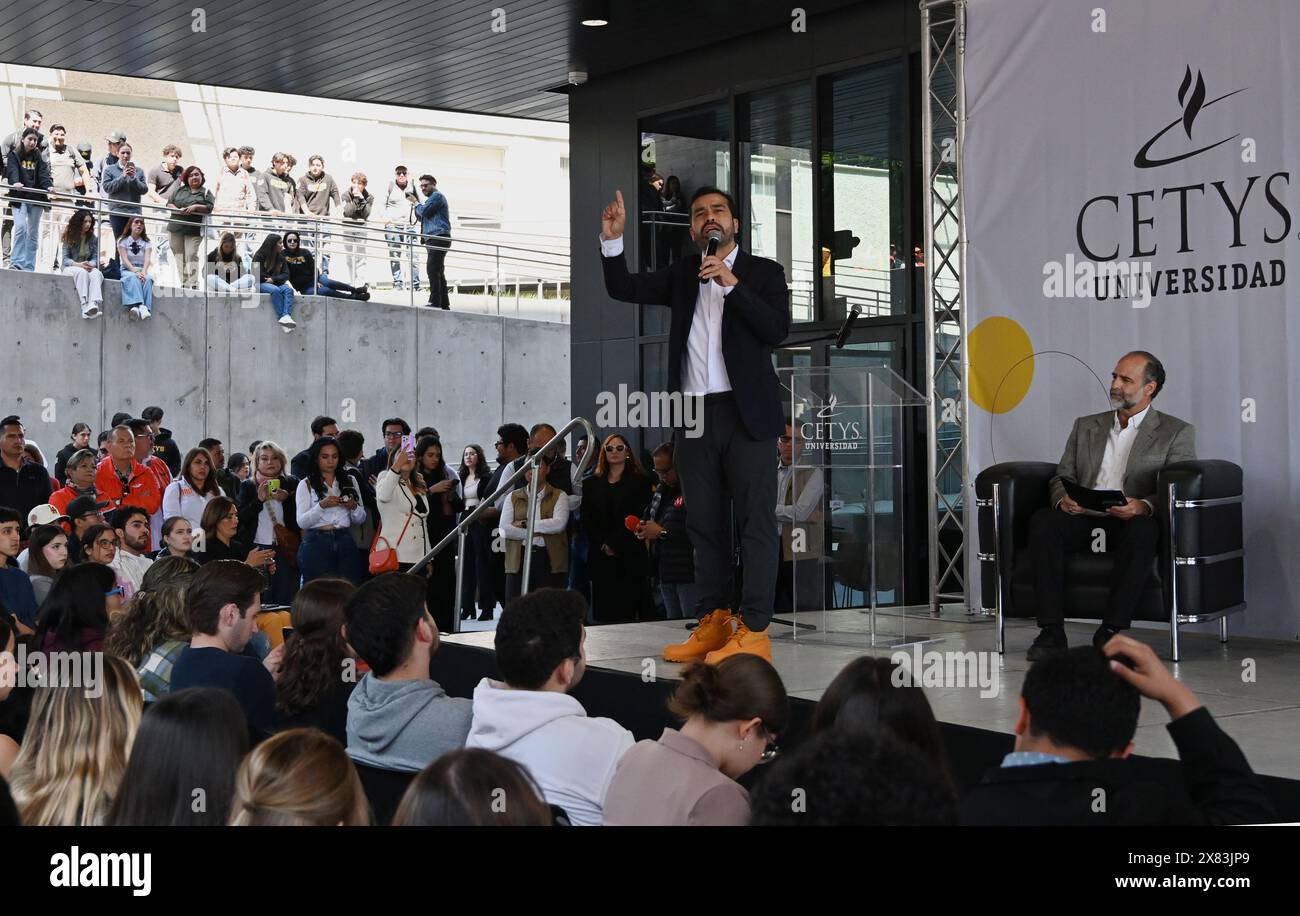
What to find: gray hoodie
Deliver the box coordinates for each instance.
[345,672,472,773]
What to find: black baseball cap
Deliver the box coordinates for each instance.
[66,495,108,519]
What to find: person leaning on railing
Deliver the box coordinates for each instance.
[340,172,373,285]
[60,206,104,319]
[165,165,214,289]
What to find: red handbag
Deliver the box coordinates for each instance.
[369,508,414,575]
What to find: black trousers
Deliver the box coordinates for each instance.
[674,393,779,631]
[1028,507,1159,629]
[459,521,494,616]
[425,235,451,309]
[505,547,566,602]
[775,555,828,614]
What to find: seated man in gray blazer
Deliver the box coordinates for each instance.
[1027,351,1195,661]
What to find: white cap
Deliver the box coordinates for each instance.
[27,504,68,527]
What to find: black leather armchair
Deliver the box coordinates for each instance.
[975,460,1246,661]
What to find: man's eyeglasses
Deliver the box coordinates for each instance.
[384,431,404,439]
[778,435,793,444]
[604,444,626,453]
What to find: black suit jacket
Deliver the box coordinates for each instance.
[958,708,1273,826]
[290,448,311,481]
[601,246,790,440]
[236,474,301,547]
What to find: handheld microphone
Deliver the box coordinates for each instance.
[624,514,642,532]
[701,229,723,284]
[833,303,863,348]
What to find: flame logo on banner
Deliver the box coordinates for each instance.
[1178,66,1206,140]
[1134,67,1246,169]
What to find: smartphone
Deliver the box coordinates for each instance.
[340,486,358,503]
[281,626,294,644]
[267,478,281,494]
[401,435,415,456]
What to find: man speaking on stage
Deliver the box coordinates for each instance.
[1026,351,1195,661]
[599,186,790,663]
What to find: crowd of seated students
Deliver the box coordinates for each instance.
[0,559,1278,826]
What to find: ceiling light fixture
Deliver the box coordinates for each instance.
[580,0,610,27]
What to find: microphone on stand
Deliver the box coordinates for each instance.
[833,303,863,348]
[701,229,723,284]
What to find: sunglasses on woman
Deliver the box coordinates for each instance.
[604,444,626,453]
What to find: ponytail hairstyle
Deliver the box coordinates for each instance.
[668,655,789,737]
[275,578,354,718]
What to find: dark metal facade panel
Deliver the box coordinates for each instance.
[0,0,862,121]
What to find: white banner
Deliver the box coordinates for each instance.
[964,0,1298,639]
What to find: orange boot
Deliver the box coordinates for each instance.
[663,609,735,662]
[704,619,773,664]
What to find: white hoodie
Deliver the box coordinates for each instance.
[465,677,634,827]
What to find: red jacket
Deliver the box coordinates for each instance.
[49,484,96,517]
[94,456,163,516]
[145,455,172,491]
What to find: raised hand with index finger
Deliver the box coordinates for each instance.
[601,189,626,241]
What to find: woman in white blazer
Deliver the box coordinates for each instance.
[373,441,432,572]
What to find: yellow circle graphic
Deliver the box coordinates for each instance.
[969,317,1034,414]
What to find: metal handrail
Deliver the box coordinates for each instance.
[14,188,572,318]
[407,416,597,629]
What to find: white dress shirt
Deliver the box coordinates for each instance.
[600,234,737,395]
[1093,405,1150,492]
[295,475,369,530]
[776,463,825,532]
[500,485,570,548]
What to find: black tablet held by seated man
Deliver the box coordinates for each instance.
[1061,478,1127,513]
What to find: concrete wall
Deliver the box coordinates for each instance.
[3,271,571,464]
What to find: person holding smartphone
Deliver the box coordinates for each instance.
[100,141,148,241]
[295,436,367,584]
[237,441,300,606]
[374,435,432,576]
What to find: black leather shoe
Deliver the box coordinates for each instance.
[476,608,494,622]
[1093,624,1123,651]
[1026,626,1068,661]
[460,607,474,621]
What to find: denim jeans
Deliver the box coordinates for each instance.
[10,202,43,271]
[121,271,154,311]
[297,528,364,585]
[385,228,421,287]
[303,274,360,299]
[254,542,300,606]
[659,581,700,620]
[260,282,294,318]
